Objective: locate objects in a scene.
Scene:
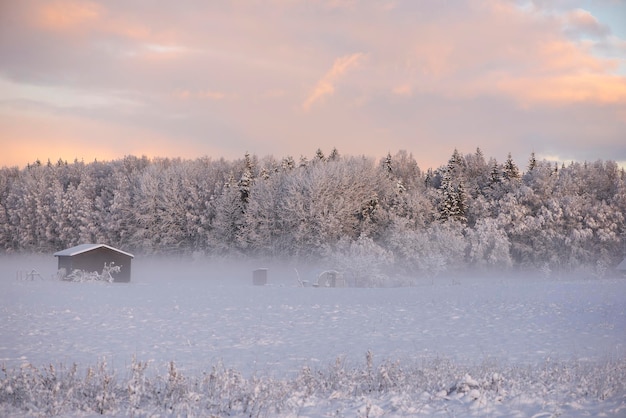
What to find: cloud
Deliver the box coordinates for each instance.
[302,53,366,111]
[496,73,626,106]
[36,0,102,31]
[172,89,228,101]
[1,0,625,170]
[375,2,625,107]
[565,8,611,38]
[392,84,413,97]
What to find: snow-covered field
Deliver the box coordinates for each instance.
[1,255,625,416]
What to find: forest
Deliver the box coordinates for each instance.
[1,148,625,281]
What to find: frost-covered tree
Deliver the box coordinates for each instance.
[238,152,255,205]
[0,167,19,250]
[503,153,520,182]
[466,218,512,269]
[210,174,246,254]
[249,157,388,258]
[382,152,393,175]
[239,170,290,256]
[386,150,423,192]
[329,234,395,287]
[488,158,501,186]
[11,163,61,251]
[54,182,87,247]
[527,152,537,172]
[1,149,624,276]
[464,147,490,198]
[281,156,295,171]
[328,147,340,161]
[439,149,467,223]
[385,218,466,278]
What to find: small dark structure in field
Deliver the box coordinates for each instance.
[253,268,268,286]
[54,244,134,282]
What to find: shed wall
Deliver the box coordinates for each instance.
[57,247,132,282]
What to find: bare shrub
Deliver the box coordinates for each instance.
[1,354,624,416]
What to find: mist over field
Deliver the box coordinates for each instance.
[1,150,625,415]
[1,253,626,416]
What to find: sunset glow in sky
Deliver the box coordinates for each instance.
[1,0,625,169]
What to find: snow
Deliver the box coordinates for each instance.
[53,244,134,258]
[1,255,625,416]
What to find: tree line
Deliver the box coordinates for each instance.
[1,148,624,278]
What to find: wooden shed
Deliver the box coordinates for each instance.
[54,244,134,282]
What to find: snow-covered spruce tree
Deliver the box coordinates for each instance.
[488,158,501,186]
[527,151,537,172]
[314,148,325,162]
[438,149,467,224]
[210,174,246,254]
[208,154,258,254]
[503,152,521,182]
[328,147,340,161]
[281,155,296,171]
[382,152,393,175]
[521,158,557,212]
[238,152,255,205]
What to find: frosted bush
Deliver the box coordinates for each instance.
[330,235,395,287]
[59,262,121,283]
[1,355,624,417]
[540,262,552,279]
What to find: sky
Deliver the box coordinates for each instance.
[1,0,625,171]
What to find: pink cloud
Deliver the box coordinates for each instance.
[172,89,228,101]
[375,2,625,107]
[565,8,610,37]
[1,0,625,170]
[302,53,366,111]
[32,0,179,50]
[36,0,102,31]
[496,73,626,105]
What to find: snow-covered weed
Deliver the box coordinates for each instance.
[1,354,624,417]
[58,262,121,283]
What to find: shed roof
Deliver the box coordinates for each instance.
[54,244,134,258]
[617,258,626,271]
